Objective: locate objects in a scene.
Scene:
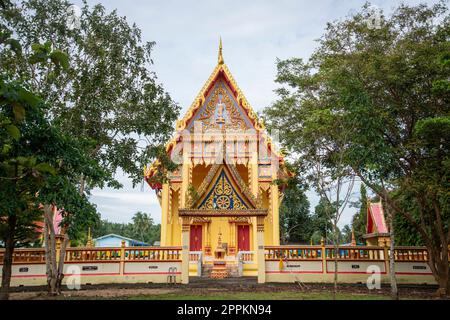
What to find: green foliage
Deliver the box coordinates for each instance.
[263,2,449,274]
[0,47,105,250]
[340,225,352,244]
[186,184,199,208]
[393,212,423,246]
[0,18,108,252]
[279,175,311,244]
[311,197,333,243]
[0,75,47,245]
[0,0,180,188]
[351,184,368,244]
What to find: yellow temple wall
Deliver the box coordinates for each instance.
[160,161,280,252]
[162,190,279,251]
[169,190,181,247]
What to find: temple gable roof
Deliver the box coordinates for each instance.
[144,39,290,187]
[190,163,257,210]
[175,40,264,133]
[366,201,389,235]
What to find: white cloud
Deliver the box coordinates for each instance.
[91,190,159,206]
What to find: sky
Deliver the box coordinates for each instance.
[69,0,441,228]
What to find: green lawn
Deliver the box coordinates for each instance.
[129,291,396,300]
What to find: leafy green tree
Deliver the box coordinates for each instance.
[0,34,105,298]
[393,210,423,246]
[279,175,312,244]
[132,211,154,244]
[263,2,449,296]
[311,197,333,244]
[0,0,180,189]
[341,225,352,244]
[351,184,368,244]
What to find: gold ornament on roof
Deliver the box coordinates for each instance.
[218,37,224,65]
[86,227,94,248]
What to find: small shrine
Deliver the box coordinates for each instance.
[210,230,228,279]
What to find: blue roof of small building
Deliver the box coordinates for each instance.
[93,233,149,246]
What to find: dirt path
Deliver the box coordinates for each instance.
[6,279,443,300]
[10,288,180,300]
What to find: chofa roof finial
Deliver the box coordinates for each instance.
[218,36,224,65]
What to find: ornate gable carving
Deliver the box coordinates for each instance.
[187,80,251,131]
[197,168,250,210]
[189,163,258,211]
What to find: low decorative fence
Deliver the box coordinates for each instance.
[189,251,202,276]
[264,245,438,285]
[0,244,445,286]
[237,251,256,277]
[0,245,182,287]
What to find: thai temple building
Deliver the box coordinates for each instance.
[144,40,291,279]
[2,43,434,288]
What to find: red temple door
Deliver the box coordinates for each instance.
[237,225,250,251]
[190,225,202,251]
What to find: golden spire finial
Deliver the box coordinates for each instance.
[351,227,356,246]
[218,37,224,65]
[86,227,93,248]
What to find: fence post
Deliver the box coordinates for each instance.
[321,238,327,280]
[181,217,190,284]
[197,252,202,277]
[120,240,126,276]
[256,217,266,283]
[55,236,62,265]
[382,240,389,282]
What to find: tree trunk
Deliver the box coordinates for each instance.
[43,210,51,293]
[44,204,57,296]
[56,234,69,294]
[427,244,449,297]
[0,215,17,300]
[387,209,399,300]
[333,222,338,300]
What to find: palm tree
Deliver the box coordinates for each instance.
[132,212,153,242]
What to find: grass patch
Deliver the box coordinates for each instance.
[128,291,394,300]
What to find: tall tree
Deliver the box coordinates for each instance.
[265,98,355,299]
[263,2,449,295]
[351,184,368,244]
[311,197,333,243]
[279,175,311,244]
[132,211,154,243]
[340,225,352,244]
[0,0,180,189]
[0,34,105,298]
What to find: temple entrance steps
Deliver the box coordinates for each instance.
[201,263,239,278]
[190,251,255,278]
[190,276,258,286]
[201,263,212,277]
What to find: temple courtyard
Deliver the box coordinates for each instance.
[6,279,442,300]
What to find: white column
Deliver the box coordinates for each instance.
[160,183,169,246]
[181,217,190,284]
[256,216,266,283]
